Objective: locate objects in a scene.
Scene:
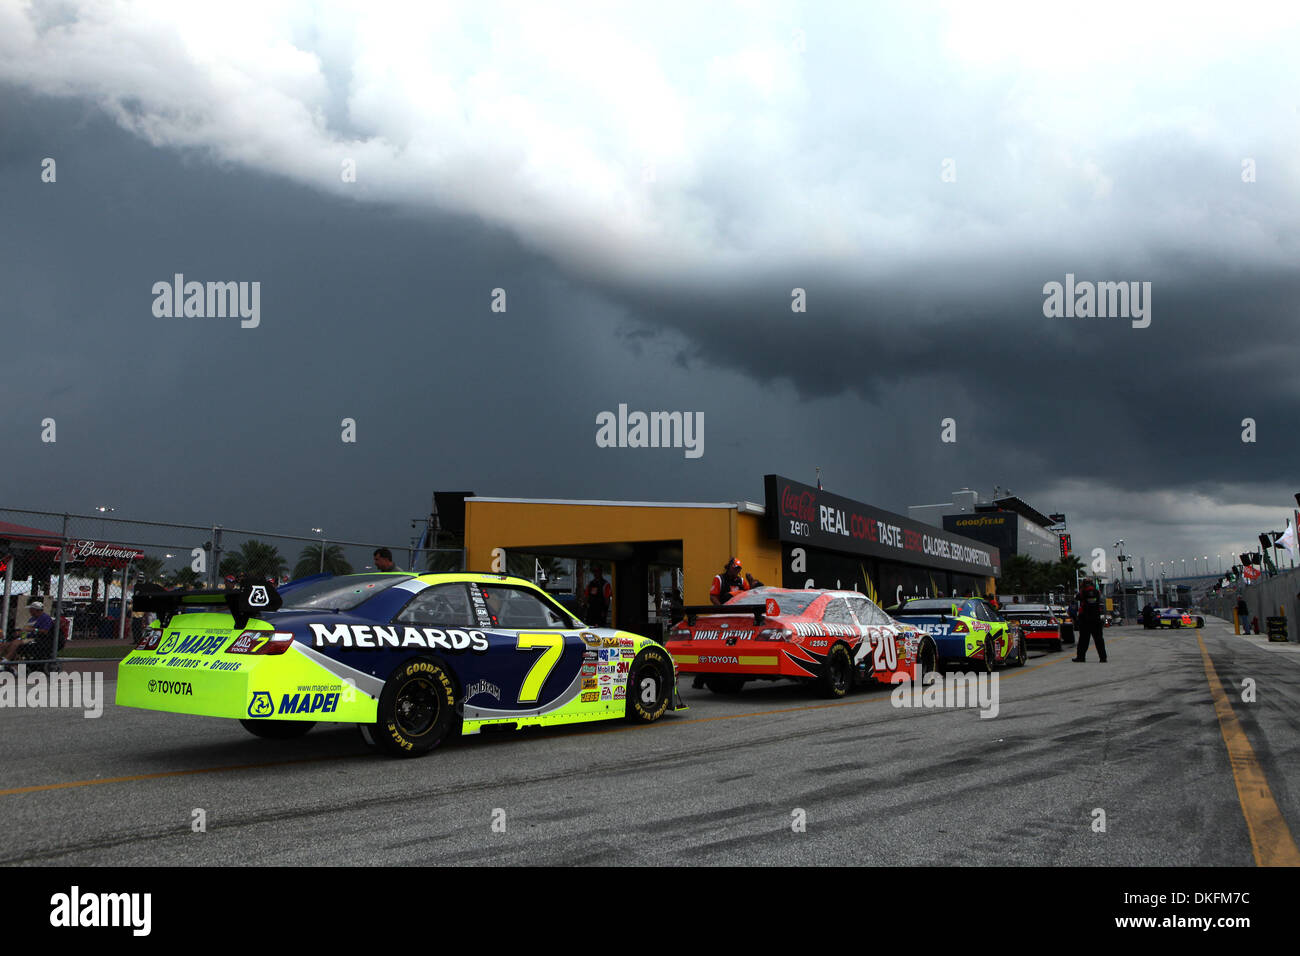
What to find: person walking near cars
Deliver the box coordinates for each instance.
[1235,597,1249,633]
[584,565,612,626]
[1072,579,1107,662]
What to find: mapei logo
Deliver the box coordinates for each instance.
[155,632,227,656]
[247,585,270,607]
[278,692,340,715]
[247,691,274,717]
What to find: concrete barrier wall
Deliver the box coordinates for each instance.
[1208,567,1300,642]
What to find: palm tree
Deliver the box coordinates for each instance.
[220,539,288,581]
[168,567,203,589]
[294,543,352,579]
[135,556,166,585]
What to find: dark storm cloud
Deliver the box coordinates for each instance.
[2,0,1299,570]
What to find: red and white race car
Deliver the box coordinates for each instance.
[664,587,934,698]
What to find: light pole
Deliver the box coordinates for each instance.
[312,528,326,573]
[1114,540,1130,619]
[94,505,115,541]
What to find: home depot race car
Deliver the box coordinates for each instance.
[117,573,682,757]
[664,587,932,698]
[889,597,1026,671]
[999,603,1067,652]
[1152,607,1204,629]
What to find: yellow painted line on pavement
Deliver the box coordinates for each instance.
[1196,632,1300,867]
[0,753,360,797]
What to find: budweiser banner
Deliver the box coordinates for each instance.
[764,474,1001,577]
[56,539,146,568]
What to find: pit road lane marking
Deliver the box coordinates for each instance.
[0,648,1082,799]
[1196,631,1300,866]
[0,754,362,797]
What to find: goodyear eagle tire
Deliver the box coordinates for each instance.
[819,642,853,699]
[626,647,673,723]
[916,639,938,685]
[365,656,458,757]
[240,719,315,739]
[1011,634,1027,667]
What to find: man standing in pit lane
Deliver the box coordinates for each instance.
[1073,578,1107,662]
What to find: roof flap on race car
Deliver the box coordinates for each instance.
[132,579,283,629]
[682,604,766,626]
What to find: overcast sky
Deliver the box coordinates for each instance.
[2,1,1298,578]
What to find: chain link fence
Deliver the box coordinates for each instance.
[0,507,464,668]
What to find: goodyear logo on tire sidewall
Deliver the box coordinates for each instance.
[631,649,670,721]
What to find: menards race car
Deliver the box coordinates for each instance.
[889,597,1026,671]
[118,573,683,757]
[999,602,1067,652]
[664,587,934,698]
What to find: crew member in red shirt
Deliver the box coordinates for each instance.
[709,558,762,605]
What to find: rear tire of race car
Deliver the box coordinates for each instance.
[1012,635,1027,667]
[626,647,673,723]
[364,656,459,758]
[819,643,853,699]
[982,637,995,674]
[916,639,938,685]
[239,719,316,740]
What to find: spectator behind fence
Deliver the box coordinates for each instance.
[1,600,52,662]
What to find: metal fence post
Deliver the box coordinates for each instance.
[53,513,69,666]
[211,526,223,588]
[118,561,132,642]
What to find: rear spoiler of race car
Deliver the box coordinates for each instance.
[132,580,284,629]
[682,604,766,626]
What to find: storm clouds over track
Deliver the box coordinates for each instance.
[2,2,1297,562]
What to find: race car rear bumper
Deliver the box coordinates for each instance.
[115,643,380,723]
[1021,629,1061,644]
[667,641,798,678]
